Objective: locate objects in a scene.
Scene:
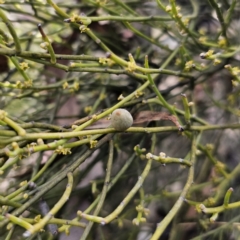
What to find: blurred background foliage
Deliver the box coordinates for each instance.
[0,0,240,239]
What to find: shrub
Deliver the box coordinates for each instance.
[0,0,240,239]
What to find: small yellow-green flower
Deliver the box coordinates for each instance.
[126,61,137,72]
[62,81,69,89]
[218,37,227,47]
[55,146,71,155]
[84,106,92,114]
[90,140,98,148]
[19,62,29,71]
[184,60,195,71]
[213,58,221,66]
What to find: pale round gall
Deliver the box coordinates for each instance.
[110,109,133,131]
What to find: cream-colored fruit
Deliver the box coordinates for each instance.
[110,109,133,131]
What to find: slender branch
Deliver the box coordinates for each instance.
[150,134,197,239]
[80,139,114,240]
[2,123,240,146]
[0,134,112,229]
[23,172,73,236]
[78,135,156,224]
[208,0,228,44]
[0,8,21,52]
[0,48,99,61]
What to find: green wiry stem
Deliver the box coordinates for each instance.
[38,24,56,64]
[0,48,98,61]
[150,134,197,239]
[225,0,237,27]
[208,0,228,44]
[224,188,233,207]
[43,0,194,80]
[2,123,240,153]
[6,214,33,230]
[89,15,173,22]
[78,135,156,224]
[0,8,21,52]
[0,110,26,136]
[22,217,86,228]
[58,150,137,233]
[112,0,137,15]
[146,152,192,167]
[200,199,240,214]
[144,55,175,115]
[80,140,114,240]
[23,172,73,236]
[10,57,31,83]
[0,134,112,229]
[46,0,69,18]
[123,21,171,52]
[78,158,152,224]
[181,93,191,125]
